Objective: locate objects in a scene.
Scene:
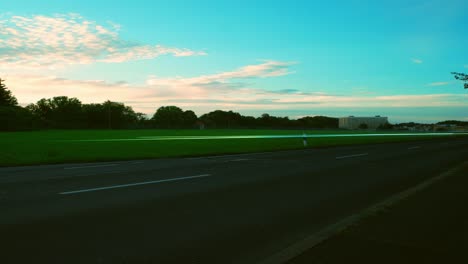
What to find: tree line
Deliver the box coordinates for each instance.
[0,78,338,131]
[2,72,466,131]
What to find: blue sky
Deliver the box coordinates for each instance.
[1,0,467,122]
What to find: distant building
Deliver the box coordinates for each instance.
[339,116,388,129]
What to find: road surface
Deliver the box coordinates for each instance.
[1,137,467,263]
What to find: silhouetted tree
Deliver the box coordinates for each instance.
[0,105,35,131]
[377,122,394,130]
[27,96,84,128]
[199,110,340,129]
[81,101,139,129]
[200,110,242,128]
[298,116,338,129]
[135,112,149,128]
[0,78,35,131]
[102,101,139,129]
[82,103,107,129]
[257,113,295,128]
[0,78,18,106]
[152,106,186,128]
[239,115,257,128]
[26,97,139,129]
[451,72,468,89]
[182,110,198,128]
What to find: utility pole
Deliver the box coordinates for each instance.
[107,102,111,130]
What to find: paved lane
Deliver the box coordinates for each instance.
[1,137,467,263]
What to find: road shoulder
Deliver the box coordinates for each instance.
[288,161,468,264]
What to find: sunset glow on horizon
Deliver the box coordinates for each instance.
[1,0,467,123]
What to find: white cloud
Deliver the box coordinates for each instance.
[147,60,295,89]
[411,58,423,64]
[6,61,297,110]
[428,82,449,86]
[0,13,205,69]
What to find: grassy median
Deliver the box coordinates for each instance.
[0,129,463,167]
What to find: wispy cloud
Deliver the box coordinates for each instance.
[428,82,449,86]
[411,58,423,64]
[146,60,296,92]
[0,13,205,69]
[6,61,297,109]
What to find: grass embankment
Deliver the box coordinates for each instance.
[0,129,462,167]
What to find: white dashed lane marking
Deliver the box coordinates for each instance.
[64,164,118,170]
[59,174,212,195]
[335,153,369,160]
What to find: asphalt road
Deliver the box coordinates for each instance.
[1,137,467,263]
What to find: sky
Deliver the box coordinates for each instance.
[0,0,467,123]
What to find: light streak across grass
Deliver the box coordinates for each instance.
[65,133,467,142]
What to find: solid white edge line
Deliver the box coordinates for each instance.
[185,151,278,160]
[408,146,421,150]
[59,174,211,195]
[335,153,369,160]
[64,164,118,170]
[186,149,313,160]
[230,159,251,162]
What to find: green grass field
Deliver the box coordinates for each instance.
[0,129,465,167]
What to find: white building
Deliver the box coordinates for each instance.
[339,116,388,129]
